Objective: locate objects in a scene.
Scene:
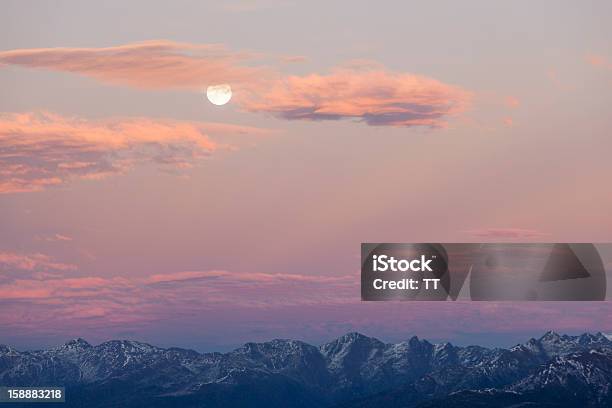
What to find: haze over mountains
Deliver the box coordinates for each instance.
[1,331,611,407]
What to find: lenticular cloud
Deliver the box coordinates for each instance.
[233,67,470,127]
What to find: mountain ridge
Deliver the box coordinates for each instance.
[1,331,611,407]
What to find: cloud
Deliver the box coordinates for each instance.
[35,233,73,242]
[586,54,612,70]
[0,251,356,304]
[0,251,77,284]
[0,40,268,90]
[0,111,269,193]
[0,42,470,128]
[0,251,359,337]
[242,66,470,127]
[505,96,520,108]
[1,252,609,347]
[146,270,353,285]
[467,228,550,239]
[0,252,76,273]
[52,233,73,241]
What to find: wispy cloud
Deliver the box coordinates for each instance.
[1,251,609,346]
[0,252,77,273]
[35,233,74,242]
[0,111,269,193]
[0,268,357,305]
[0,40,268,91]
[0,251,358,335]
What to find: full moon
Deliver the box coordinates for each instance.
[206,84,232,106]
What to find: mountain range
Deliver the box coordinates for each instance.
[1,331,611,407]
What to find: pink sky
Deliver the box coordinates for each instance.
[0,1,611,351]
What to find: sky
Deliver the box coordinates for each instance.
[0,0,611,352]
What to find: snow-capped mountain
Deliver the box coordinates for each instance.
[0,331,610,407]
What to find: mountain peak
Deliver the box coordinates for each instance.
[320,332,385,362]
[325,332,381,347]
[405,335,434,352]
[97,339,157,351]
[338,332,386,347]
[541,330,561,340]
[63,338,91,348]
[339,332,370,341]
[0,344,17,354]
[435,341,453,349]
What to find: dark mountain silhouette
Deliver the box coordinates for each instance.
[1,331,610,407]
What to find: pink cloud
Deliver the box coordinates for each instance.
[505,96,520,108]
[0,251,609,345]
[586,54,612,70]
[35,233,73,242]
[147,270,354,285]
[0,253,357,307]
[0,42,471,128]
[0,252,76,273]
[242,66,470,127]
[0,111,269,193]
[0,261,360,340]
[53,234,72,241]
[0,40,269,91]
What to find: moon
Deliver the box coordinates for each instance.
[206,84,232,106]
